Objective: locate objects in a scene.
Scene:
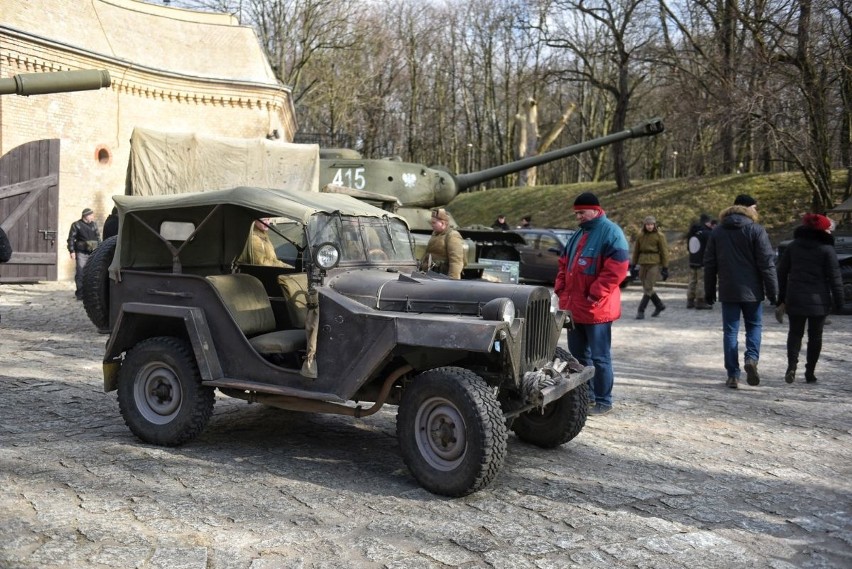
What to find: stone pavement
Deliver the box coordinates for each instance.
[1,282,850,569]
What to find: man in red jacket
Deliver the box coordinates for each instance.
[555,192,630,415]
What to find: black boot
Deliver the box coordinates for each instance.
[651,293,666,317]
[785,366,796,384]
[637,294,650,319]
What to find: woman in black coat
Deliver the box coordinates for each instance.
[776,214,844,383]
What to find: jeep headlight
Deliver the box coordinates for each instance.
[314,242,340,270]
[482,298,515,324]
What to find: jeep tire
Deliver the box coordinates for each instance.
[511,347,590,448]
[117,336,215,447]
[397,367,507,497]
[82,235,117,331]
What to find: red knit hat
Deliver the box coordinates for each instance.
[803,213,832,232]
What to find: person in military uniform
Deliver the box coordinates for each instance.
[67,207,101,300]
[239,218,293,268]
[420,208,465,279]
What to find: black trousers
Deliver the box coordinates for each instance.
[786,314,827,373]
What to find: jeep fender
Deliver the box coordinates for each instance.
[103,303,222,392]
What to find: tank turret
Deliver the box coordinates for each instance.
[318,117,664,210]
[0,69,111,96]
[317,118,664,277]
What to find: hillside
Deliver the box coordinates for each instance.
[446,171,846,282]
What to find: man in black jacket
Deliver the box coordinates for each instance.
[686,213,715,309]
[704,195,778,389]
[67,208,101,300]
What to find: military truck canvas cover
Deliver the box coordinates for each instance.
[109,186,406,278]
[127,128,320,196]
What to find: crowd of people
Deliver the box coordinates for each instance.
[553,191,844,415]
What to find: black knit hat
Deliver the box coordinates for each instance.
[573,192,601,209]
[734,194,757,207]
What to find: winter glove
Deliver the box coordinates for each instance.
[767,294,778,306]
[660,267,669,281]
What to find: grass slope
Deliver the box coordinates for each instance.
[446,171,844,282]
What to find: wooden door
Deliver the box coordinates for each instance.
[0,139,60,282]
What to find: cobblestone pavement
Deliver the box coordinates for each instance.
[1,282,850,569]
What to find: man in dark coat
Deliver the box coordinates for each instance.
[67,208,101,300]
[491,214,510,231]
[704,194,778,389]
[685,213,715,309]
[102,207,119,240]
[776,213,844,384]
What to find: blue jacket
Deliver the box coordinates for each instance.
[555,214,629,324]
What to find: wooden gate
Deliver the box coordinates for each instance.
[0,139,60,282]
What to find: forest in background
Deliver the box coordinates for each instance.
[153,0,851,211]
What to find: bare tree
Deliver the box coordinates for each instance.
[742,0,841,211]
[529,0,659,190]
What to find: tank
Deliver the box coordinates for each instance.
[0,69,112,96]
[317,118,665,270]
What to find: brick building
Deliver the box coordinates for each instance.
[1,0,295,282]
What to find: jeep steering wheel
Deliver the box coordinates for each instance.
[367,248,389,262]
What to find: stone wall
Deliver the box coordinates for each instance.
[1,0,296,280]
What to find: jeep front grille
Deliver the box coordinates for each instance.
[524,296,553,368]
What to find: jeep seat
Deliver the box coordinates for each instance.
[206,274,306,355]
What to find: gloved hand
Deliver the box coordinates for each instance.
[767,295,778,306]
[660,267,669,281]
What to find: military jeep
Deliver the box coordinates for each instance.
[98,186,592,496]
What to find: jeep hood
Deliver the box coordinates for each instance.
[327,270,548,315]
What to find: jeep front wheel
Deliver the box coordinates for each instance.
[511,347,590,448]
[117,337,214,447]
[397,367,507,497]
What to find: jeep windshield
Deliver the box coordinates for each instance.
[268,213,417,267]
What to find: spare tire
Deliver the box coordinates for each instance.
[82,235,117,331]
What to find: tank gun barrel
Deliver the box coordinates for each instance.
[0,69,111,96]
[453,117,664,191]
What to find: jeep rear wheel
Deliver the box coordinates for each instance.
[117,337,214,446]
[511,347,590,448]
[397,367,507,497]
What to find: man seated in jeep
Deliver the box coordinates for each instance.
[240,218,294,268]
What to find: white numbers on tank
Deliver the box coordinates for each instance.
[332,168,366,190]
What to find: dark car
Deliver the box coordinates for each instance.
[514,228,575,284]
[86,186,593,497]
